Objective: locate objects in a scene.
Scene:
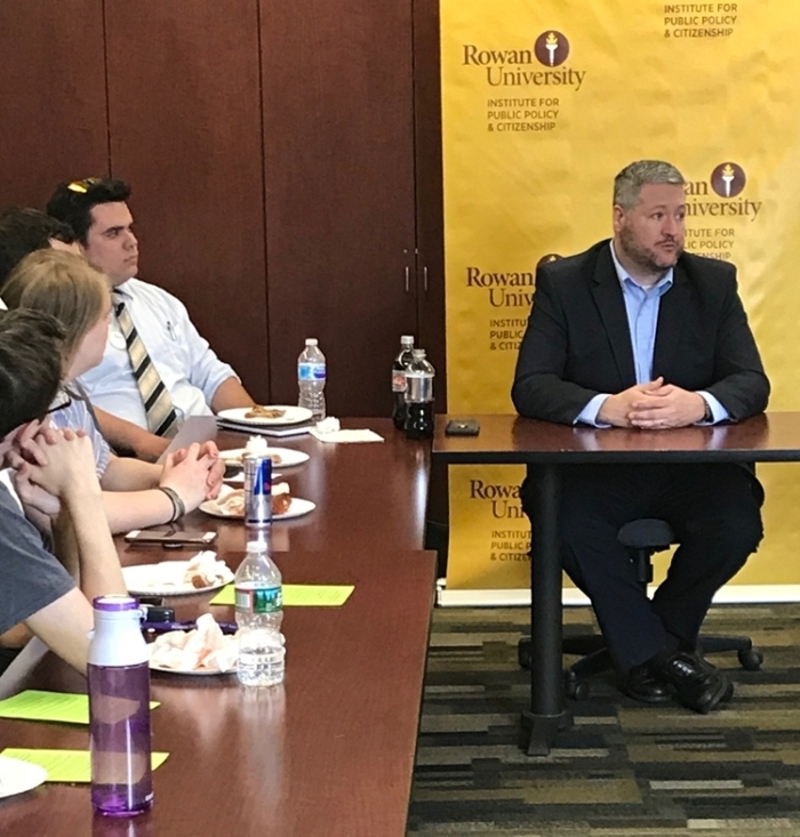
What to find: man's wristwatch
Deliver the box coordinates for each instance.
[700,397,712,423]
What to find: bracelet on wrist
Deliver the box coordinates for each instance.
[158,486,186,522]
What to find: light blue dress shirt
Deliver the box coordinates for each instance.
[576,242,728,426]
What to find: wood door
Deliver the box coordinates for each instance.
[260,0,418,416]
[413,0,446,414]
[103,0,269,401]
[0,0,107,209]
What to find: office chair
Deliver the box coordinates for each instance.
[518,518,763,701]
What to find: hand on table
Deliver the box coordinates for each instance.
[627,383,706,429]
[597,378,668,427]
[170,441,225,500]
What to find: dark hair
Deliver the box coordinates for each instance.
[46,178,132,245]
[0,309,66,437]
[0,208,76,291]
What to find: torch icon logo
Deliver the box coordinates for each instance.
[534,31,570,67]
[710,162,746,198]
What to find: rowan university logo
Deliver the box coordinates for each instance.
[534,31,570,66]
[710,162,746,198]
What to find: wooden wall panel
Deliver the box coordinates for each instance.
[0,1,107,209]
[260,0,418,416]
[104,0,269,400]
[413,0,446,413]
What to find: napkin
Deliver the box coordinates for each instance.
[310,417,384,443]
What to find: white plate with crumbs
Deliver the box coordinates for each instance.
[217,406,312,426]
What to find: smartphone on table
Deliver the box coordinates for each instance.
[445,418,481,436]
[124,529,217,548]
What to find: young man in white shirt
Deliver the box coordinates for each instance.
[47,178,255,459]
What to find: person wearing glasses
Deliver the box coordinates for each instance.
[46,178,256,460]
[0,308,126,675]
[2,249,226,534]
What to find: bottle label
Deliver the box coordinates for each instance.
[298,362,326,382]
[235,586,283,614]
[392,371,407,392]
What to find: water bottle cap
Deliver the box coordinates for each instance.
[246,540,268,552]
[305,338,318,346]
[400,335,414,346]
[412,348,426,359]
[93,595,139,612]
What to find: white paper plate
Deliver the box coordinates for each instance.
[219,447,310,468]
[200,495,315,521]
[123,560,234,597]
[217,406,312,426]
[149,662,237,676]
[0,755,48,798]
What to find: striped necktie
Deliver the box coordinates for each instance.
[112,290,179,437]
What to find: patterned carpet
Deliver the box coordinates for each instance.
[408,603,800,836]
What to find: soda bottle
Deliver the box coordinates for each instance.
[392,335,415,430]
[297,338,326,421]
[235,538,285,687]
[88,595,153,816]
[404,348,435,439]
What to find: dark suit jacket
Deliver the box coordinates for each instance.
[512,239,770,424]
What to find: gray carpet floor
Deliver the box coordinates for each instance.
[408,603,800,836]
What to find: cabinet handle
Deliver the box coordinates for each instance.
[423,266,429,292]
[404,266,410,292]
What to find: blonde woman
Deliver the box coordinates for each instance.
[3,249,224,533]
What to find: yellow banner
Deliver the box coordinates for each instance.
[442,0,800,590]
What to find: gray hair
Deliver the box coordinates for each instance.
[613,160,685,210]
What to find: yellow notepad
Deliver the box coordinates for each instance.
[1,748,169,783]
[210,583,354,607]
[0,690,159,725]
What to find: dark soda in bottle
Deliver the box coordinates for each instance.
[392,335,415,429]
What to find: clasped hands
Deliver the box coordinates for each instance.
[7,427,225,518]
[597,377,707,430]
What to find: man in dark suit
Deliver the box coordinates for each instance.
[512,160,769,714]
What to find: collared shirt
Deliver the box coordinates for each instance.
[78,278,238,430]
[49,388,111,479]
[577,242,728,426]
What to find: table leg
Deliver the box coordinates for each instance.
[520,463,570,755]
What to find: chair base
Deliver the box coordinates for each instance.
[518,632,763,700]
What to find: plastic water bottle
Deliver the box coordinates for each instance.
[88,595,153,817]
[297,338,326,420]
[235,539,285,687]
[392,335,415,430]
[404,348,435,439]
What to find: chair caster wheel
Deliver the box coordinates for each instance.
[738,647,763,671]
[564,672,590,701]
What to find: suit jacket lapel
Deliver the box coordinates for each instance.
[653,261,689,378]
[591,246,636,387]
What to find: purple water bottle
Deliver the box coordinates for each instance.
[88,595,153,817]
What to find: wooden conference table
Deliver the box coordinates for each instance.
[433,411,800,756]
[0,418,435,837]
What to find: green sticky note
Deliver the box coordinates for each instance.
[1,748,169,783]
[210,583,354,607]
[0,691,159,725]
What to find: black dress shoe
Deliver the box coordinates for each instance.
[620,663,672,704]
[692,650,734,703]
[653,651,729,714]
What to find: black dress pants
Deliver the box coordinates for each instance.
[521,463,763,672]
